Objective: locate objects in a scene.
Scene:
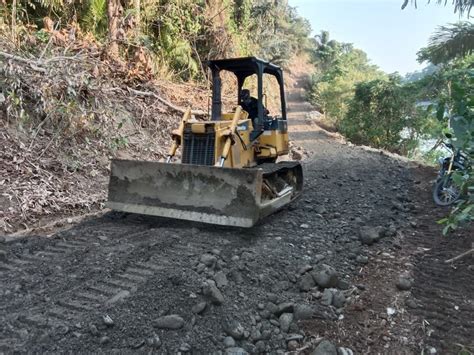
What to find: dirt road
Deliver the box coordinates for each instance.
[0,79,472,354]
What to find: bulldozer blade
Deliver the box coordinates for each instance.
[106,160,264,227]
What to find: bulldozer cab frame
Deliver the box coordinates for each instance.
[207,57,287,137]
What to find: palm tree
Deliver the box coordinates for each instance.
[312,30,341,70]
[401,0,473,17]
[417,22,474,64]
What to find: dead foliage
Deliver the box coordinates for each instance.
[0,32,212,233]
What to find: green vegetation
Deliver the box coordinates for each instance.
[306,13,472,232]
[2,1,471,231]
[307,35,384,126]
[1,0,312,80]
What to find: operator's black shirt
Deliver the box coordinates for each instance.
[241,97,259,119]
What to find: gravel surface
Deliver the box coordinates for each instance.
[0,78,472,354]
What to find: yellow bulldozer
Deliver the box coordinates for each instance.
[107,57,303,227]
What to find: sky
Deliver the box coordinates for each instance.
[288,0,465,75]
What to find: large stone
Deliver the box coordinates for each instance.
[294,304,313,320]
[356,255,369,265]
[223,320,245,340]
[192,302,207,314]
[200,253,217,267]
[202,281,225,305]
[299,273,316,291]
[311,265,339,288]
[311,340,337,355]
[396,276,413,291]
[288,340,299,351]
[332,291,346,308]
[320,289,333,306]
[153,315,184,330]
[298,264,313,275]
[146,334,162,348]
[214,271,228,288]
[255,340,266,353]
[223,336,236,348]
[279,313,293,333]
[359,226,383,245]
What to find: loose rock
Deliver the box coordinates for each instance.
[298,264,313,275]
[396,276,413,291]
[255,340,266,352]
[200,253,217,267]
[223,320,245,340]
[321,289,333,306]
[225,347,249,355]
[279,313,293,333]
[179,343,192,352]
[332,291,346,308]
[338,347,354,355]
[202,281,225,305]
[214,271,228,288]
[311,264,339,288]
[153,315,184,330]
[102,315,114,327]
[223,336,236,348]
[294,304,313,320]
[311,340,337,355]
[359,226,383,245]
[192,302,207,314]
[299,273,316,291]
[146,334,162,348]
[288,340,299,351]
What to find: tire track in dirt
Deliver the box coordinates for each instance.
[406,173,474,353]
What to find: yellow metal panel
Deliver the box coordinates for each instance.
[259,131,289,156]
[191,123,207,134]
[222,111,249,121]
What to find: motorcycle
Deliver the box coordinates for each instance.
[433,142,470,206]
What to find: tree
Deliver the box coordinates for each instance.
[417,22,474,65]
[401,0,473,17]
[311,30,342,71]
[308,39,384,124]
[107,0,124,58]
[340,75,419,151]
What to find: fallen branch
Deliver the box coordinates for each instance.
[445,246,474,263]
[0,51,47,73]
[127,87,207,117]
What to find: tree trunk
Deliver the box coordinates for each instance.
[134,0,140,27]
[107,0,123,58]
[11,0,17,43]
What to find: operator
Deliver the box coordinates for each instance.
[240,89,269,120]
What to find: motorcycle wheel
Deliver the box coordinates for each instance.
[432,174,461,206]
